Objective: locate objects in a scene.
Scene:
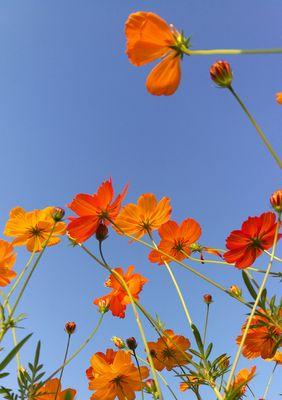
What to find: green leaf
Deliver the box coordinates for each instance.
[242,271,257,301]
[0,334,32,372]
[0,372,9,379]
[64,390,73,400]
[191,324,204,354]
[205,343,213,359]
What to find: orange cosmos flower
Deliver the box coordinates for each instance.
[114,193,171,239]
[148,218,201,265]
[236,309,282,360]
[67,179,128,243]
[125,12,190,95]
[148,329,191,371]
[224,212,281,269]
[93,266,148,318]
[270,189,282,213]
[34,378,76,400]
[87,349,149,400]
[266,351,282,364]
[0,239,17,286]
[276,92,282,104]
[227,366,256,398]
[4,207,66,252]
[179,376,201,392]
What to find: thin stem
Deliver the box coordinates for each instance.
[263,362,277,400]
[132,350,144,400]
[6,301,21,371]
[226,215,281,389]
[203,304,210,347]
[9,223,57,321]
[228,86,282,168]
[44,314,104,383]
[264,250,282,262]
[4,250,36,307]
[98,243,163,400]
[184,48,282,56]
[110,219,251,308]
[54,334,71,400]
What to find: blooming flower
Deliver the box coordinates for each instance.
[224,212,281,269]
[148,218,201,264]
[148,329,191,371]
[266,351,282,364]
[93,266,148,318]
[87,349,149,400]
[67,179,127,243]
[276,92,282,104]
[34,378,76,400]
[227,366,256,398]
[179,376,200,392]
[114,193,171,239]
[4,207,66,252]
[0,239,17,286]
[125,12,189,95]
[236,309,282,359]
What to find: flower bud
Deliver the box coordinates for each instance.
[203,294,213,304]
[95,223,109,242]
[218,355,230,370]
[65,321,76,335]
[210,61,233,88]
[52,207,65,222]
[97,298,110,314]
[126,337,137,350]
[230,285,242,297]
[276,92,282,105]
[145,379,158,397]
[111,336,125,349]
[270,189,282,213]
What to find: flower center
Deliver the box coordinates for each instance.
[250,237,262,248]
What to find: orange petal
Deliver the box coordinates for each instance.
[125,12,175,66]
[146,53,181,96]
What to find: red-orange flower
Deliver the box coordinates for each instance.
[148,218,201,265]
[224,212,281,269]
[0,239,17,287]
[276,92,282,104]
[148,329,191,371]
[236,309,282,359]
[67,179,128,243]
[34,378,76,400]
[114,193,171,239]
[4,207,66,252]
[87,349,149,400]
[94,266,148,318]
[125,12,189,95]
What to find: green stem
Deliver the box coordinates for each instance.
[263,362,277,399]
[203,304,210,347]
[132,350,144,400]
[264,250,282,262]
[228,86,282,168]
[4,250,36,307]
[6,302,21,371]
[54,334,71,400]
[184,48,282,56]
[226,215,281,389]
[43,314,104,383]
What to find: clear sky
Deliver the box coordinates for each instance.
[0,1,281,399]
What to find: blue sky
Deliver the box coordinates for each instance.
[0,1,281,399]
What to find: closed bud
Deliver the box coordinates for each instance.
[210,61,233,88]
[218,355,230,370]
[111,336,125,349]
[52,207,65,222]
[126,337,137,350]
[230,285,242,297]
[270,189,282,213]
[95,223,109,242]
[203,294,213,304]
[145,379,158,397]
[65,321,76,335]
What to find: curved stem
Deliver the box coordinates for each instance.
[226,215,281,389]
[54,334,71,400]
[44,314,104,383]
[203,304,210,347]
[132,350,144,400]
[184,48,282,56]
[228,86,282,168]
[263,362,277,399]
